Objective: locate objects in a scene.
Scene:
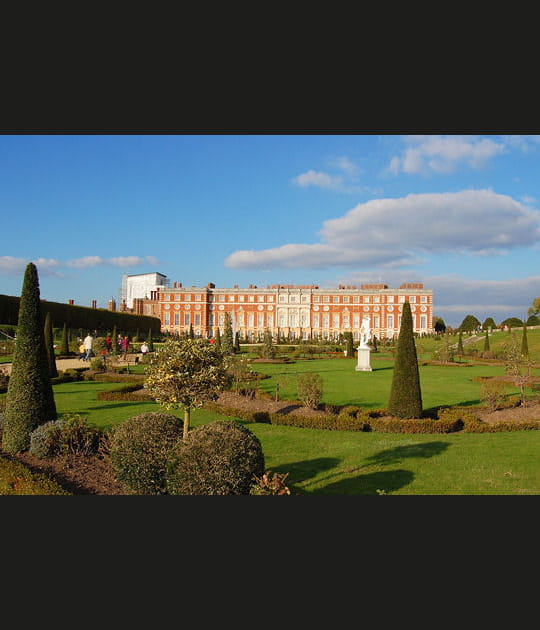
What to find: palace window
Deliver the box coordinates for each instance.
[195,295,202,301]
[174,313,180,325]
[184,313,190,326]
[343,296,349,303]
[248,296,255,302]
[343,315,349,327]
[219,295,225,302]
[353,315,360,328]
[313,296,320,302]
[323,296,330,303]
[267,314,273,326]
[258,295,264,302]
[421,295,427,303]
[228,295,235,302]
[323,314,329,327]
[164,313,170,325]
[248,314,254,326]
[420,315,427,329]
[353,296,359,303]
[387,315,394,329]
[195,314,201,326]
[313,315,320,327]
[333,296,340,303]
[258,314,264,327]
[333,314,340,328]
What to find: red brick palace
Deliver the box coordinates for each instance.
[131,281,433,341]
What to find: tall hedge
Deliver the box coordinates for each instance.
[60,322,69,355]
[0,293,160,333]
[2,263,57,452]
[387,301,423,419]
[44,311,58,378]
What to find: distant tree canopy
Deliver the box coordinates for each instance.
[499,317,524,329]
[526,314,540,326]
[527,297,540,317]
[433,316,446,333]
[458,314,481,332]
[482,317,497,330]
[0,293,161,333]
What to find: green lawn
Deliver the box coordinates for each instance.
[42,369,540,495]
[251,357,540,410]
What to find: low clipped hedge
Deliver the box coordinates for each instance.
[85,372,145,383]
[204,398,540,434]
[96,383,154,401]
[0,455,72,495]
[51,368,87,385]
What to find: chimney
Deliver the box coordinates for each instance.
[68,299,74,305]
[91,300,97,309]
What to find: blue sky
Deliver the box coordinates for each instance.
[1,133,539,328]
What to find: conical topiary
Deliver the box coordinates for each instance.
[234,331,241,352]
[44,311,58,378]
[457,331,464,358]
[2,263,57,452]
[60,322,69,355]
[387,301,423,419]
[483,330,490,352]
[521,324,529,357]
[345,331,354,357]
[147,328,154,352]
[215,327,221,351]
[222,312,234,355]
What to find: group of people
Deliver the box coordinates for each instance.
[78,333,135,361]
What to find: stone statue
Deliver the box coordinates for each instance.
[359,315,371,348]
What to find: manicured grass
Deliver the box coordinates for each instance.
[43,377,540,495]
[252,357,540,410]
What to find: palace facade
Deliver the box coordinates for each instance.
[132,281,433,341]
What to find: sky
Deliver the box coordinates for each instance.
[0,133,539,328]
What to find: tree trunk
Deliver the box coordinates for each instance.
[183,407,191,440]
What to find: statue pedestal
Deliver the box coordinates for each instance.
[355,346,372,371]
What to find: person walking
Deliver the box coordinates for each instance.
[83,332,93,362]
[140,340,149,359]
[121,335,130,361]
[79,341,86,361]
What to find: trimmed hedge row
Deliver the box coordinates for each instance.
[0,455,72,495]
[84,371,145,383]
[96,383,154,402]
[204,399,540,434]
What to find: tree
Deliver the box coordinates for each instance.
[345,331,354,357]
[60,322,69,355]
[144,338,231,440]
[112,325,118,353]
[521,324,529,358]
[2,263,57,453]
[458,314,481,332]
[221,312,234,355]
[215,327,221,351]
[43,311,58,378]
[483,330,490,352]
[188,323,194,340]
[526,314,540,327]
[433,316,446,334]
[456,330,464,357]
[147,327,154,352]
[482,317,497,331]
[387,301,423,419]
[259,328,276,359]
[527,297,540,317]
[234,331,241,353]
[499,317,524,330]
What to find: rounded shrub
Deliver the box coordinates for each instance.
[29,418,66,458]
[109,412,184,495]
[166,419,265,495]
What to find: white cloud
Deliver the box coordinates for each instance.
[67,256,104,269]
[0,256,62,276]
[388,135,506,175]
[225,189,540,270]
[66,255,159,269]
[291,169,344,190]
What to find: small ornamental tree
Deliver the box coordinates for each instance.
[221,312,234,355]
[111,325,118,354]
[188,323,194,340]
[433,317,446,334]
[60,323,69,355]
[44,311,58,378]
[483,330,490,352]
[234,331,241,353]
[2,263,57,453]
[387,301,423,419]
[482,317,497,331]
[215,327,221,351]
[144,338,231,440]
[147,328,154,351]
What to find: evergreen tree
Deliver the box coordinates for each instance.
[43,311,58,378]
[345,331,354,357]
[483,330,490,352]
[147,328,154,351]
[457,331,464,356]
[215,327,221,351]
[521,324,529,357]
[60,322,69,355]
[482,317,496,331]
[112,325,118,353]
[222,312,234,355]
[2,263,57,452]
[189,323,194,339]
[234,331,241,353]
[459,314,481,332]
[387,301,423,419]
[259,328,276,359]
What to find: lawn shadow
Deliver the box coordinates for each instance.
[363,441,449,468]
[272,457,341,484]
[312,469,414,495]
[89,402,153,410]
